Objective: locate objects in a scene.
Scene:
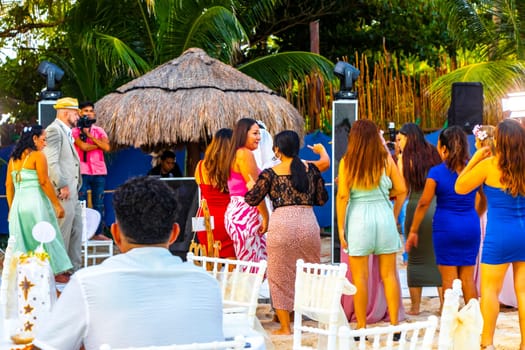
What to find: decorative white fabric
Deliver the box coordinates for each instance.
[292,259,355,350]
[438,279,462,350]
[338,315,438,350]
[439,279,483,350]
[33,248,224,350]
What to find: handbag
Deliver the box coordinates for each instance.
[188,199,221,261]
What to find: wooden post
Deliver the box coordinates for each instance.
[310,20,319,54]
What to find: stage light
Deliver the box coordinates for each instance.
[37,61,64,100]
[502,92,525,118]
[334,61,360,100]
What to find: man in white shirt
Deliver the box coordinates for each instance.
[33,176,224,350]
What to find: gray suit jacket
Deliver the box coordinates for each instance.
[44,119,82,192]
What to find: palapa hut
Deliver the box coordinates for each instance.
[95,47,304,175]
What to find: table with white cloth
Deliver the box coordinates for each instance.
[223,311,267,350]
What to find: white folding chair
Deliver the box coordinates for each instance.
[80,200,113,267]
[338,315,439,350]
[293,259,355,350]
[186,252,267,328]
[99,335,245,350]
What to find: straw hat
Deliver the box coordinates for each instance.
[53,97,79,110]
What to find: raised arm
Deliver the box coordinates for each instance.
[306,143,330,172]
[455,147,492,194]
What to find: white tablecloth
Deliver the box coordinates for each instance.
[223,312,267,350]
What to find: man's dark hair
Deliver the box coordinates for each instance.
[79,101,94,109]
[160,150,175,160]
[113,176,178,244]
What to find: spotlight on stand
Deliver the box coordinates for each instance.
[502,92,525,118]
[37,61,64,100]
[334,61,360,100]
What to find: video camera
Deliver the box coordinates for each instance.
[77,115,96,129]
[77,116,96,142]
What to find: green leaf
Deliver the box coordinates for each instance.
[238,51,335,91]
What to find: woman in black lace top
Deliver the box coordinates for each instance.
[245,130,328,335]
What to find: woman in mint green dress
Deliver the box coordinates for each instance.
[5,125,72,274]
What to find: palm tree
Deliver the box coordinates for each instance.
[54,0,335,101]
[428,0,525,124]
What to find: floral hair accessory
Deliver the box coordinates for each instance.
[22,126,32,134]
[472,124,488,141]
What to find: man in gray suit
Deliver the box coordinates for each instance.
[43,97,83,273]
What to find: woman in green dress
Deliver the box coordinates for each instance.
[5,125,72,275]
[397,123,442,314]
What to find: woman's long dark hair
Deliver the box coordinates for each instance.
[274,130,308,193]
[224,118,258,168]
[399,123,441,192]
[439,125,470,172]
[11,125,43,160]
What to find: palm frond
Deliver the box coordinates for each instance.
[238,52,334,91]
[428,60,525,118]
[159,3,248,64]
[83,32,151,78]
[434,0,490,49]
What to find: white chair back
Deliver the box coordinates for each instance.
[338,315,439,350]
[186,252,266,327]
[293,259,353,350]
[80,200,113,267]
[99,335,245,350]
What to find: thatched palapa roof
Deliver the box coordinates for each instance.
[95,47,304,150]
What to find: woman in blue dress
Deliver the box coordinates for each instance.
[406,126,484,305]
[456,119,525,350]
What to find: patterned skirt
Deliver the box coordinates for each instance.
[267,206,320,311]
[224,196,267,263]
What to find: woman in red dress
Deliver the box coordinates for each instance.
[194,128,236,258]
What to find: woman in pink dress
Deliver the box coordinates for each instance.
[194,128,236,258]
[224,118,269,263]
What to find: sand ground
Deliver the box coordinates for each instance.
[259,236,521,349]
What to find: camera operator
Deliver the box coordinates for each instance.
[72,101,111,240]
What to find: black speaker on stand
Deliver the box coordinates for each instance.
[447,82,483,133]
[331,99,358,263]
[38,100,57,128]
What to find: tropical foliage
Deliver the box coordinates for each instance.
[428,0,525,122]
[0,0,524,129]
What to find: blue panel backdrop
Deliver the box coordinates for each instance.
[1,130,474,236]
